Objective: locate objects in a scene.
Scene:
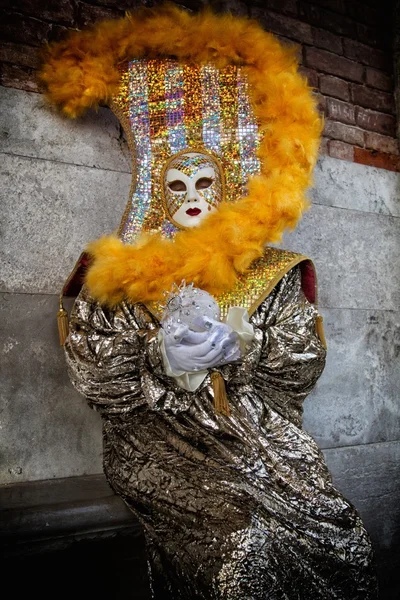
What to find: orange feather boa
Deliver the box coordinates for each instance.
[39,4,323,306]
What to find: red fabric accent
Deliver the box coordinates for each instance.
[62,252,90,297]
[299,260,316,304]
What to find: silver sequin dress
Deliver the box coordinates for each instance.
[65,266,377,599]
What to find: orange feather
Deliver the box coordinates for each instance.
[39,3,322,307]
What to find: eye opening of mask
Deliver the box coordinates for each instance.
[196,177,213,190]
[168,180,187,192]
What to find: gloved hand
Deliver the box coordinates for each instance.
[162,315,241,374]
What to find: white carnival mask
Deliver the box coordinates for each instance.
[163,152,223,228]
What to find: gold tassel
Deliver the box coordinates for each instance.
[57,297,69,346]
[211,372,230,416]
[315,314,327,350]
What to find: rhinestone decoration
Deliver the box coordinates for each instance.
[112,59,260,244]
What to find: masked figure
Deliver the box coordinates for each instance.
[40,6,377,599]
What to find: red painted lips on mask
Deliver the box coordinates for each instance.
[186,208,202,216]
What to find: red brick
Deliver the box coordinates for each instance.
[365,68,393,92]
[328,139,354,161]
[299,67,318,89]
[345,2,378,27]
[0,10,52,46]
[312,27,343,54]
[275,35,302,62]
[351,84,395,114]
[47,23,70,44]
[304,47,363,82]
[0,62,39,92]
[250,0,298,16]
[354,148,400,173]
[364,132,399,155]
[326,97,356,124]
[299,2,356,37]
[319,136,329,155]
[0,41,41,69]
[324,120,364,146]
[205,0,249,16]
[0,0,74,25]
[319,75,349,101]
[84,0,122,4]
[307,0,345,13]
[314,92,326,114]
[298,1,320,26]
[357,22,389,51]
[343,39,392,72]
[77,3,122,28]
[254,9,313,44]
[356,107,396,136]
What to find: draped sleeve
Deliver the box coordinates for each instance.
[248,265,326,427]
[64,287,163,415]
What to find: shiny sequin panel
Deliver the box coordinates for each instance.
[65,267,378,599]
[147,247,309,321]
[111,59,260,244]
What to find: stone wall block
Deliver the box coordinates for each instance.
[323,441,400,546]
[282,205,400,311]
[303,308,400,448]
[323,442,400,597]
[310,155,400,216]
[0,87,132,172]
[0,293,103,485]
[0,154,131,294]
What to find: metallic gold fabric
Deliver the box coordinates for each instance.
[65,267,377,599]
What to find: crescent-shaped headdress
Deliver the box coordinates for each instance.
[39,3,322,306]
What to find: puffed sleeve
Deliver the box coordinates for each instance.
[64,287,162,415]
[249,265,326,428]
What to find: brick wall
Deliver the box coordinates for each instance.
[0,0,398,171]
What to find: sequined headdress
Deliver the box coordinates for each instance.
[39,4,322,306]
[112,60,260,242]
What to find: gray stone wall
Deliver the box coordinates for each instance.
[1,85,399,592]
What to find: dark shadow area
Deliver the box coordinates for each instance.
[2,528,151,600]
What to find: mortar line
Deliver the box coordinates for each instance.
[320,439,400,452]
[0,151,132,175]
[0,289,398,314]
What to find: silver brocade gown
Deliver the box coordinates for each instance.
[65,267,377,599]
